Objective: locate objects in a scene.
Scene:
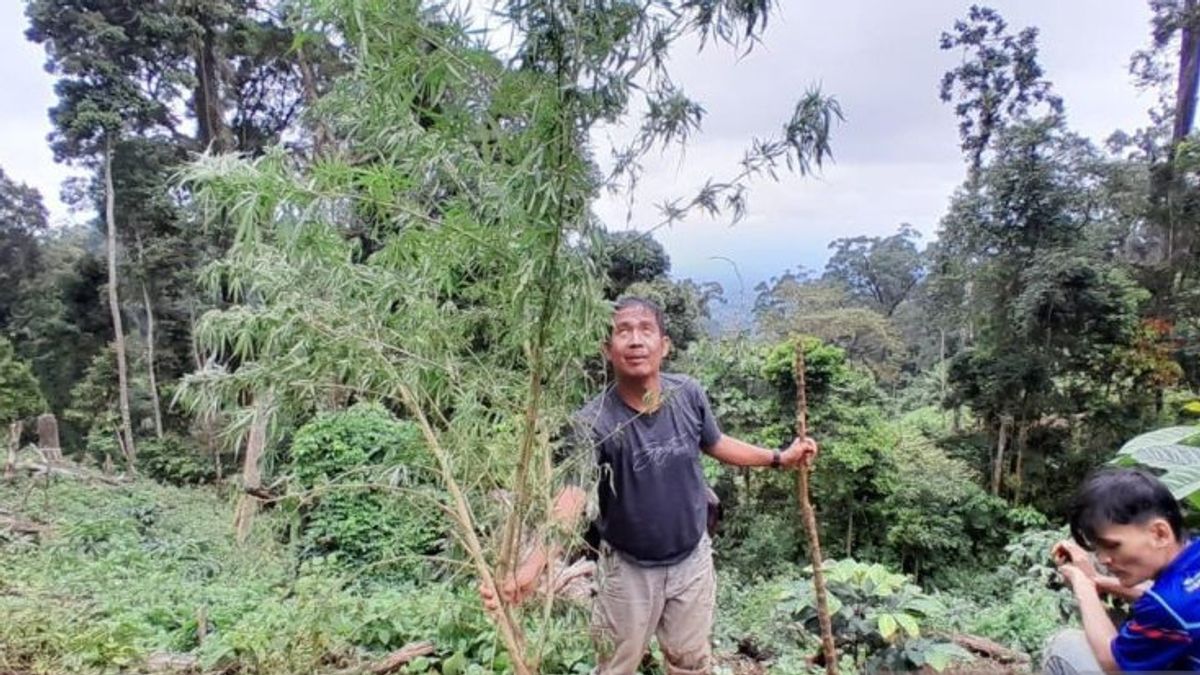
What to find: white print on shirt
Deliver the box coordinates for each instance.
[632,436,693,472]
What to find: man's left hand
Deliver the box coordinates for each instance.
[1057,561,1097,593]
[780,436,819,468]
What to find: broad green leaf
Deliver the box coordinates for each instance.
[825,593,843,616]
[924,643,973,672]
[925,650,952,672]
[1117,427,1200,457]
[1157,465,1200,500]
[877,613,898,639]
[895,612,920,637]
[1128,444,1200,470]
[442,651,467,675]
[904,596,944,616]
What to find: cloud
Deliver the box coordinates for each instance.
[0,0,1160,267]
[591,0,1156,293]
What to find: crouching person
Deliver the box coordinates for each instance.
[1046,468,1200,673]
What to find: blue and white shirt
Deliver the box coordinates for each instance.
[1113,538,1200,671]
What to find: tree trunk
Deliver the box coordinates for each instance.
[189,304,222,481]
[141,280,164,440]
[5,420,22,482]
[1013,420,1028,504]
[37,414,62,462]
[297,45,333,156]
[193,16,231,152]
[234,396,270,544]
[845,508,853,558]
[105,140,137,472]
[1174,0,1200,149]
[991,416,1011,496]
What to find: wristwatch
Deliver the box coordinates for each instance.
[771,448,781,469]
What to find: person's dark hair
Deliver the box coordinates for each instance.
[1069,468,1183,550]
[610,296,666,336]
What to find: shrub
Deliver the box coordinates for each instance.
[138,434,216,485]
[288,403,443,578]
[777,559,972,672]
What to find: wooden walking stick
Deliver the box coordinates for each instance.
[794,338,838,674]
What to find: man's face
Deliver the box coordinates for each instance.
[603,305,670,381]
[1091,519,1176,586]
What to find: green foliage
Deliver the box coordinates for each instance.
[930,114,1165,507]
[137,434,216,486]
[4,226,110,448]
[938,5,1063,171]
[0,335,46,424]
[66,346,139,459]
[755,272,903,382]
[873,435,1011,582]
[593,230,671,298]
[0,166,48,334]
[289,403,442,577]
[1113,424,1200,505]
[685,335,1019,586]
[823,224,924,318]
[777,559,972,671]
[948,528,1076,659]
[0,478,599,674]
[1181,400,1200,419]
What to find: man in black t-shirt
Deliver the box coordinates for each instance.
[482,297,817,674]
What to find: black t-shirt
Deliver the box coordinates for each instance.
[571,373,722,566]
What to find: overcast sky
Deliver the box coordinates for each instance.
[0,1,1157,304]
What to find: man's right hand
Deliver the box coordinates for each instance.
[478,554,546,613]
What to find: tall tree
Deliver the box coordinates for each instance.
[0,168,49,334]
[1117,0,1200,317]
[756,270,903,382]
[934,119,1154,502]
[823,224,924,318]
[26,0,343,458]
[1,336,46,481]
[939,5,1063,175]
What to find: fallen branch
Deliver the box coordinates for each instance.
[145,651,199,673]
[14,460,126,485]
[948,633,1030,663]
[333,641,436,675]
[0,513,51,536]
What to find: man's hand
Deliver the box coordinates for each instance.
[478,555,546,613]
[1053,539,1102,594]
[1051,538,1148,602]
[1052,539,1100,579]
[779,436,819,468]
[1058,562,1097,593]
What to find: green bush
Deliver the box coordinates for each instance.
[739,559,973,672]
[138,434,216,485]
[0,478,592,674]
[288,403,444,578]
[940,528,1076,659]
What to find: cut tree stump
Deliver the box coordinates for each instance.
[37,414,63,462]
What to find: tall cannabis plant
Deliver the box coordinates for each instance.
[180,1,839,671]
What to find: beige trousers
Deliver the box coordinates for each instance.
[591,535,716,675]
